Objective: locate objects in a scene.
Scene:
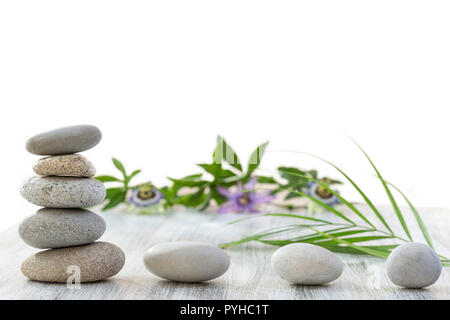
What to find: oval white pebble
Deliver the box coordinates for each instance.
[386,242,442,288]
[271,243,344,285]
[143,241,230,282]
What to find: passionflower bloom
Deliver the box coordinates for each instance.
[305,177,340,207]
[216,176,276,214]
[126,182,165,214]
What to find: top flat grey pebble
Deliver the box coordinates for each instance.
[26,125,102,155]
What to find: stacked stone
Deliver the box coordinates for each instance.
[19,125,125,283]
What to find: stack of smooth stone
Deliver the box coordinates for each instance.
[19,125,125,283]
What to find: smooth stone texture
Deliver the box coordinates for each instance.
[386,242,442,288]
[19,208,106,249]
[20,176,106,208]
[143,241,230,282]
[33,154,96,177]
[21,242,125,283]
[26,125,102,155]
[271,243,344,285]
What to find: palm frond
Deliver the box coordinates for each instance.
[222,144,448,266]
[350,139,413,241]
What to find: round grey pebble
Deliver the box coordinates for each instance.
[26,124,102,155]
[143,241,230,282]
[20,176,106,208]
[386,242,442,288]
[271,243,344,285]
[21,242,125,283]
[19,208,106,249]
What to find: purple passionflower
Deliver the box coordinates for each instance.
[305,179,340,206]
[216,176,275,214]
[126,183,163,208]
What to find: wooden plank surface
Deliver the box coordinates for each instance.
[0,206,449,300]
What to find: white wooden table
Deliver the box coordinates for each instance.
[1,206,449,299]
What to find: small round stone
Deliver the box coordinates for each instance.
[26,124,102,155]
[19,208,106,249]
[271,243,344,285]
[386,242,442,288]
[20,176,106,208]
[33,154,96,177]
[21,242,125,283]
[143,241,230,282]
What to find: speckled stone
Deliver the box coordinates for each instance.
[143,241,230,282]
[20,176,106,208]
[26,125,102,155]
[19,208,106,249]
[33,154,96,177]
[271,243,344,285]
[21,242,125,283]
[386,242,442,288]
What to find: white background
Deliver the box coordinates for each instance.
[1,1,449,231]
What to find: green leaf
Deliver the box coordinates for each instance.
[210,187,227,205]
[308,226,390,258]
[254,238,396,256]
[387,181,434,249]
[316,245,388,255]
[220,174,246,185]
[128,169,141,180]
[215,136,243,172]
[220,224,313,249]
[158,186,177,206]
[168,174,209,187]
[218,169,236,180]
[225,212,335,227]
[197,163,236,182]
[257,213,336,224]
[175,174,203,180]
[257,176,277,184]
[124,169,141,185]
[319,235,394,244]
[278,167,307,183]
[247,141,269,175]
[112,158,127,179]
[174,188,208,207]
[271,226,369,244]
[285,191,303,200]
[105,187,124,199]
[298,151,394,234]
[95,175,121,183]
[309,244,394,255]
[298,228,374,243]
[351,139,413,241]
[198,192,213,211]
[102,190,126,211]
[290,189,356,225]
[306,170,318,179]
[278,168,376,229]
[198,163,221,177]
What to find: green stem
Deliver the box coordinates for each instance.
[221,220,410,249]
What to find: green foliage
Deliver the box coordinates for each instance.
[95,158,142,211]
[162,136,333,211]
[221,142,450,266]
[164,136,269,210]
[247,141,269,175]
[95,137,335,213]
